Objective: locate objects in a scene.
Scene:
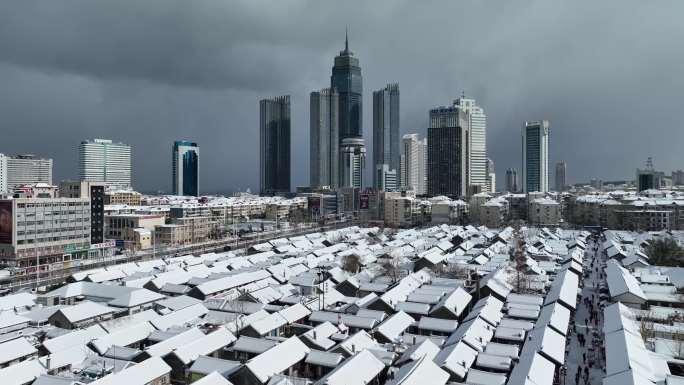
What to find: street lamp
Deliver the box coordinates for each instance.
[559,365,567,385]
[317,269,326,310]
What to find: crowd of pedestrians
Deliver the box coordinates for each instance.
[567,233,607,385]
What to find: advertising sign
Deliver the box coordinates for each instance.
[90,240,116,250]
[359,193,370,210]
[0,201,12,244]
[308,196,321,217]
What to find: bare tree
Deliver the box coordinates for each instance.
[226,288,248,338]
[509,221,532,293]
[639,315,655,344]
[383,261,400,284]
[342,254,362,274]
[669,327,684,360]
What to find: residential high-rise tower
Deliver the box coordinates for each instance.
[454,96,488,192]
[400,134,427,195]
[486,158,496,193]
[522,120,550,193]
[172,141,200,196]
[372,83,400,191]
[259,95,291,195]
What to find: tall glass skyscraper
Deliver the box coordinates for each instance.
[373,83,400,190]
[331,32,363,140]
[522,120,550,192]
[310,88,339,189]
[555,161,566,192]
[172,141,199,196]
[427,106,469,198]
[505,168,519,192]
[260,95,291,195]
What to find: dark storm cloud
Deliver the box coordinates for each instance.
[0,0,683,192]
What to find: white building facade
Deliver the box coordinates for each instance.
[400,134,427,195]
[0,154,6,194]
[340,137,366,189]
[79,139,132,189]
[455,97,488,192]
[0,198,92,267]
[6,154,53,190]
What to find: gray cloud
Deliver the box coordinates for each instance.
[0,0,682,192]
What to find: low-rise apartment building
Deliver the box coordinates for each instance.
[105,214,165,250]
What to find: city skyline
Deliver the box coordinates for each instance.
[1,2,683,192]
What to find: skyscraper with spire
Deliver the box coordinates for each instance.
[331,31,363,140]
[331,30,365,188]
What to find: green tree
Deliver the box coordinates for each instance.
[645,238,684,266]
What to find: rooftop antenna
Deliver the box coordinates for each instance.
[345,26,349,52]
[646,157,654,171]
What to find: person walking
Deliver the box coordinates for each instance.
[576,367,581,385]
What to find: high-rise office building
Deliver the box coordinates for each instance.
[79,139,132,189]
[331,32,366,188]
[0,154,7,194]
[505,168,518,192]
[172,141,200,196]
[400,134,427,195]
[555,161,567,192]
[672,170,684,186]
[331,31,363,140]
[636,158,664,192]
[259,95,291,195]
[373,83,400,190]
[310,88,339,189]
[486,158,496,193]
[375,164,397,191]
[340,138,366,189]
[455,97,488,192]
[6,154,53,190]
[427,105,469,198]
[522,120,550,193]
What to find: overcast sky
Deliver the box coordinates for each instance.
[1,0,683,193]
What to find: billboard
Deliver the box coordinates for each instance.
[359,193,370,210]
[0,201,12,244]
[308,196,321,217]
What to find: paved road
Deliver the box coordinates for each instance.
[565,237,606,385]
